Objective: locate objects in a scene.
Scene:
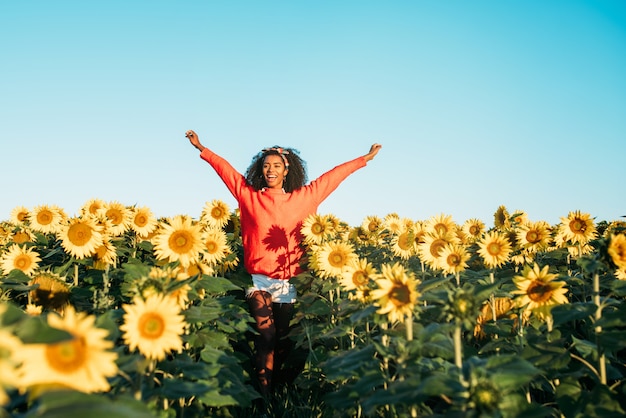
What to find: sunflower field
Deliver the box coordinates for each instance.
[0,200,625,417]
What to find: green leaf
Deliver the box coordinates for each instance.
[14,316,73,344]
[551,302,596,327]
[0,301,27,326]
[24,391,154,418]
[196,275,241,294]
[160,379,211,398]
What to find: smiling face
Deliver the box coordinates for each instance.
[263,154,288,189]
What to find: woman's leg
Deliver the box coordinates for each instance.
[272,302,294,387]
[247,290,275,397]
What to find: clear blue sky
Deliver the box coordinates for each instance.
[1,0,625,227]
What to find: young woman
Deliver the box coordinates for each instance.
[185,129,381,397]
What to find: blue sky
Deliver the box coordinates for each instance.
[1,1,625,228]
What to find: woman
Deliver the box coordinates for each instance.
[185,129,381,396]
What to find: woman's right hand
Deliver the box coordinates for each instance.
[185,130,205,151]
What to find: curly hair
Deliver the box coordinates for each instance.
[244,146,308,192]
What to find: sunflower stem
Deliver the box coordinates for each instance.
[489,271,498,340]
[453,321,463,369]
[593,272,607,384]
[405,312,413,341]
[74,263,78,287]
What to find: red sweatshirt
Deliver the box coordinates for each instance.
[200,148,367,280]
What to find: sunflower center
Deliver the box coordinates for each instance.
[139,312,165,339]
[15,255,31,270]
[106,209,123,225]
[526,280,554,303]
[328,251,346,268]
[37,210,53,225]
[429,239,446,258]
[367,220,379,232]
[45,337,87,373]
[169,231,194,254]
[469,225,481,236]
[13,232,31,244]
[390,284,410,307]
[447,253,461,267]
[569,219,586,234]
[487,242,502,256]
[434,223,448,235]
[398,233,412,250]
[205,241,218,254]
[352,271,369,287]
[526,230,540,244]
[68,223,93,246]
[474,384,499,409]
[134,214,148,227]
[211,207,225,219]
[88,204,101,214]
[455,298,470,314]
[17,212,29,222]
[311,223,325,235]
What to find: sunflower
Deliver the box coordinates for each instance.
[557,210,596,245]
[477,231,512,269]
[426,213,457,236]
[17,306,118,394]
[29,271,71,312]
[145,267,191,309]
[383,213,403,234]
[339,258,378,291]
[608,234,626,270]
[473,297,516,339]
[200,229,230,266]
[58,216,104,259]
[99,201,131,236]
[310,240,357,279]
[200,199,231,229]
[25,304,43,316]
[615,268,626,281]
[361,215,384,235]
[80,198,106,217]
[493,205,511,229]
[510,210,528,226]
[0,244,41,276]
[153,215,203,268]
[11,227,35,245]
[417,231,460,270]
[301,213,334,245]
[512,263,568,320]
[0,329,23,405]
[0,224,10,246]
[10,206,30,225]
[92,236,118,270]
[129,206,158,237]
[371,262,420,323]
[462,218,486,243]
[29,204,64,234]
[516,221,551,253]
[438,243,470,275]
[120,294,186,361]
[391,228,416,260]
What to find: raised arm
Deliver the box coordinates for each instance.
[363,143,382,162]
[185,130,206,152]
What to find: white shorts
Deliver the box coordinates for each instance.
[246,274,296,304]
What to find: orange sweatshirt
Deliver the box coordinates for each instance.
[200,148,367,280]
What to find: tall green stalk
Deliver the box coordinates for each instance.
[593,272,607,384]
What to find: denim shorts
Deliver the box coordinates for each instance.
[245,274,296,304]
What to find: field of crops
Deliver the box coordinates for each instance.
[0,199,625,417]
